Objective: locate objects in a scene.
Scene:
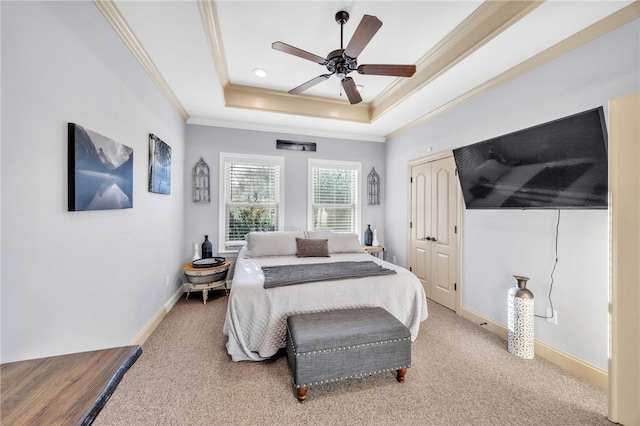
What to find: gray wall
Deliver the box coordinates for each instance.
[1,1,186,362]
[384,19,640,370]
[184,125,386,258]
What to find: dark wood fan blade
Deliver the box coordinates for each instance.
[357,64,416,77]
[272,41,327,65]
[341,77,362,104]
[344,15,382,59]
[289,74,331,95]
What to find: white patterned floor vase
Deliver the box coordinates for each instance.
[507,275,535,359]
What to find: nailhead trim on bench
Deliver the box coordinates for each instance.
[295,337,410,356]
[293,365,411,389]
[287,324,411,388]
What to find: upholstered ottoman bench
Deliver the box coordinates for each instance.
[286,307,411,403]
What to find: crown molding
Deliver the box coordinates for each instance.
[224,84,371,123]
[385,2,640,141]
[371,0,542,122]
[198,0,229,87]
[186,116,385,143]
[93,0,189,121]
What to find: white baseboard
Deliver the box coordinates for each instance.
[460,307,608,390]
[130,287,183,346]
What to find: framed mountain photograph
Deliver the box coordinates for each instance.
[68,123,134,211]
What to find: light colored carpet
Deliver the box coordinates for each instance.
[95,292,610,425]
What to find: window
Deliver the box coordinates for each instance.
[219,153,284,252]
[308,159,361,234]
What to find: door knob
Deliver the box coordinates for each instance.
[431,237,437,242]
[425,236,431,241]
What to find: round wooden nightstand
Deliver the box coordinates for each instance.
[182,259,231,305]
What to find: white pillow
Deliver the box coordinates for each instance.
[305,231,364,254]
[244,231,305,257]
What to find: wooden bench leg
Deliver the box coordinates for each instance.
[396,368,407,383]
[296,387,308,403]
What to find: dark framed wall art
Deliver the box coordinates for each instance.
[192,157,210,203]
[148,133,171,195]
[68,123,134,211]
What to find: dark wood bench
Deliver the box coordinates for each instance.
[1,345,141,425]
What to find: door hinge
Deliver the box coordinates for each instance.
[454,283,457,291]
[410,221,413,228]
[409,266,412,272]
[455,168,458,176]
[410,177,413,183]
[454,225,457,233]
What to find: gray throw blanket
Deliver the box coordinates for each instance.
[262,261,396,289]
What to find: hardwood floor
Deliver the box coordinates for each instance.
[1,345,141,425]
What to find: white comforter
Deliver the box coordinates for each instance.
[223,248,428,361]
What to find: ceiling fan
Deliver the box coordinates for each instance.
[272,11,417,105]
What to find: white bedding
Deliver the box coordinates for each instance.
[223,247,428,361]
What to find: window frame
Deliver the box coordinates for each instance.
[307,158,362,236]
[219,152,285,253]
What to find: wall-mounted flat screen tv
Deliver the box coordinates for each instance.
[452,107,608,209]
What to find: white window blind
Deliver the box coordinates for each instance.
[309,160,361,233]
[220,154,284,250]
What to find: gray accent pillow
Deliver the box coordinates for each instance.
[296,238,330,257]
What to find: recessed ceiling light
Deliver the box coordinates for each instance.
[356,84,364,92]
[253,68,267,77]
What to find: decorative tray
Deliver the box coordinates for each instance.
[192,257,226,268]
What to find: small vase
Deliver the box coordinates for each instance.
[201,235,213,259]
[364,225,373,246]
[372,229,379,247]
[192,243,200,261]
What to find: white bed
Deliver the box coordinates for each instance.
[222,231,428,362]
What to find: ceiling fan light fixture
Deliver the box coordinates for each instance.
[253,68,267,77]
[336,64,348,80]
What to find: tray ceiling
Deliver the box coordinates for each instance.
[97,1,638,142]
